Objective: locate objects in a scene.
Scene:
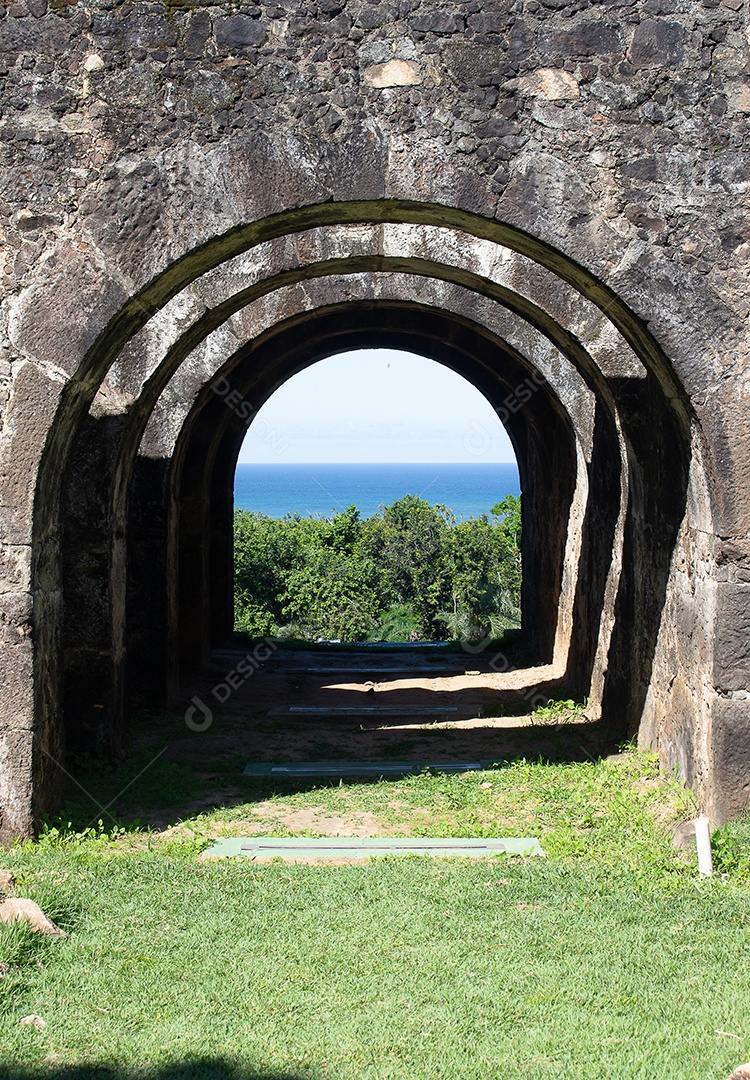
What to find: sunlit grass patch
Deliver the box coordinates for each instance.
[2,749,748,1078]
[36,749,697,880]
[1,846,749,1079]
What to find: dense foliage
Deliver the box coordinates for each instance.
[234,494,521,642]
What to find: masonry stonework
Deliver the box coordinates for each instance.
[1,0,749,838]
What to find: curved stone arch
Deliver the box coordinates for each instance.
[100,285,600,754]
[127,276,599,707]
[169,309,626,708]
[102,219,649,403]
[161,299,586,671]
[105,253,626,743]
[61,242,633,755]
[34,199,693,536]
[33,199,703,828]
[140,274,597,465]
[112,253,624,517]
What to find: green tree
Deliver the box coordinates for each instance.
[492,494,522,547]
[233,511,305,635]
[233,493,522,643]
[277,507,385,641]
[373,495,452,638]
[280,544,381,640]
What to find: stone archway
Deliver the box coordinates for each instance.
[2,0,748,843]
[26,201,707,837]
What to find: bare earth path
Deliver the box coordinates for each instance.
[123,643,608,835]
[168,642,597,767]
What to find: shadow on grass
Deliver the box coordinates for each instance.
[0,1063,316,1080]
[46,638,613,836]
[46,718,617,836]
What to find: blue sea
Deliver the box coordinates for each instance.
[234,463,520,520]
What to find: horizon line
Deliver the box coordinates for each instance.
[236,460,519,466]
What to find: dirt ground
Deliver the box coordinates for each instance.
[117,642,613,837]
[158,642,602,770]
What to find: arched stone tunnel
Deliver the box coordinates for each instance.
[1,0,748,838]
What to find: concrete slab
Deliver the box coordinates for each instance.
[203,836,545,861]
[286,667,476,675]
[243,759,502,778]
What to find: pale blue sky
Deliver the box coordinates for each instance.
[238,349,516,464]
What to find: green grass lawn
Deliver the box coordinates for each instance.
[1,751,749,1080]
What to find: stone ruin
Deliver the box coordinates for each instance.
[0,0,749,838]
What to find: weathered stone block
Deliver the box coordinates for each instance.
[0,642,33,729]
[185,11,212,58]
[541,21,624,59]
[717,538,750,584]
[0,363,63,543]
[442,43,505,83]
[123,13,177,49]
[705,152,750,194]
[506,20,532,63]
[627,19,685,68]
[0,897,64,935]
[356,5,396,29]
[0,13,72,54]
[214,14,268,50]
[0,727,33,842]
[0,546,31,595]
[617,157,658,180]
[82,53,105,72]
[519,68,580,101]
[467,13,508,34]
[364,59,420,88]
[710,697,750,822]
[476,116,517,139]
[713,583,750,692]
[409,12,463,34]
[8,244,128,378]
[727,82,750,114]
[0,593,32,643]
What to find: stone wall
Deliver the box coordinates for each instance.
[1,0,749,837]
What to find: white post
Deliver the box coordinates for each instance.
[694,815,713,877]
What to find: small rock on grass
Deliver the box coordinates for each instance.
[20,1015,46,1030]
[728,1067,750,1080]
[0,870,15,895]
[0,898,65,936]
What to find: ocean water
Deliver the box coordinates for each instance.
[234,462,520,520]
